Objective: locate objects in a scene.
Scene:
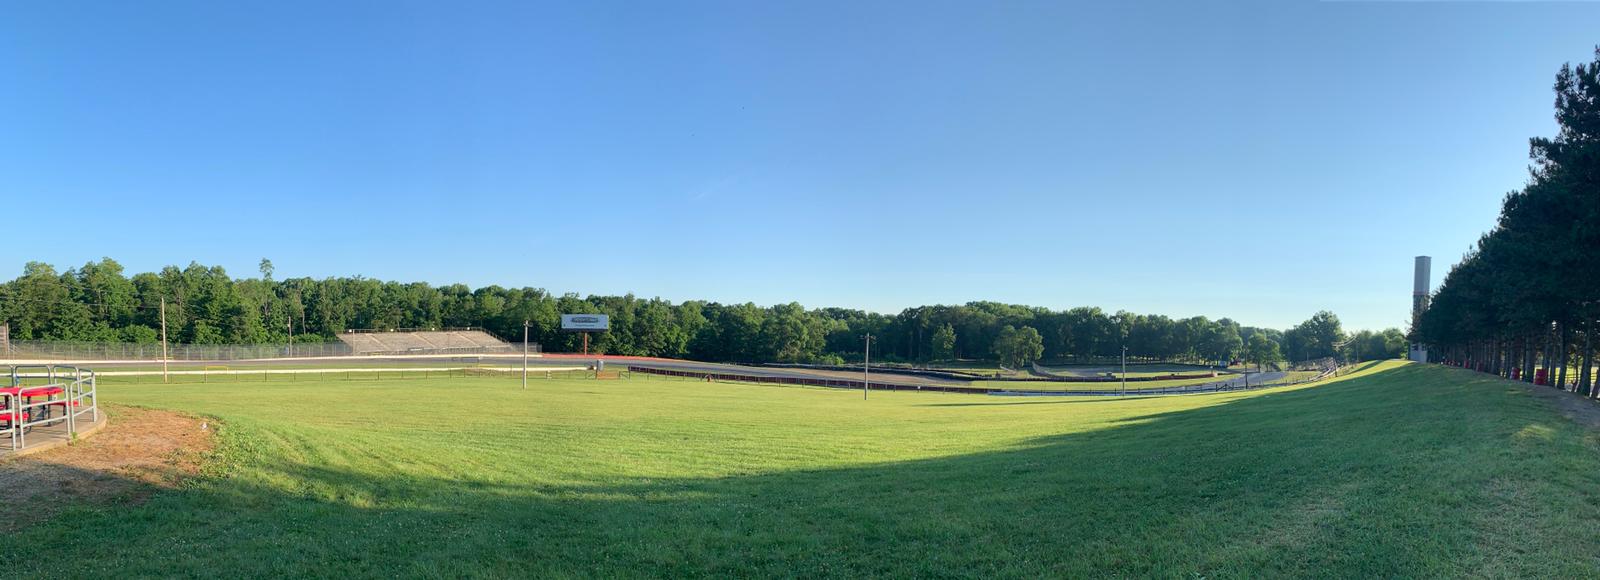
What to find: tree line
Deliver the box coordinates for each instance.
[0,257,1405,366]
[1416,49,1600,394]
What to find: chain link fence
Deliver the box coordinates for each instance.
[3,340,355,360]
[3,339,541,361]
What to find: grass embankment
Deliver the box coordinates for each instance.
[4,361,1599,576]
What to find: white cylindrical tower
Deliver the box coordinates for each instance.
[1412,256,1431,321]
[1410,256,1431,362]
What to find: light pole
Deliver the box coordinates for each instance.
[1121,345,1128,396]
[863,334,874,400]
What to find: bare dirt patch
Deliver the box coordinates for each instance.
[1518,382,1600,430]
[0,405,215,531]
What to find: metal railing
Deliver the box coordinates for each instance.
[5,364,98,452]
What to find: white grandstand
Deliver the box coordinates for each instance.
[338,328,515,355]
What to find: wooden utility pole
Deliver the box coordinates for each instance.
[522,320,530,390]
[160,299,170,384]
[1121,345,1128,396]
[863,334,874,400]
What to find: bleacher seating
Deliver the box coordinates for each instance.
[337,329,513,355]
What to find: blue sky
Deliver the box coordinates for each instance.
[2,1,1596,331]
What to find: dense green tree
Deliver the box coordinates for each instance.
[992,325,1044,368]
[1296,311,1345,361]
[1245,334,1282,371]
[1342,329,1407,362]
[3,259,1367,366]
[1418,48,1600,394]
[931,324,957,362]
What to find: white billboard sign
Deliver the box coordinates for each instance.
[561,314,610,331]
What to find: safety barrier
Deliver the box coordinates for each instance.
[4,365,98,452]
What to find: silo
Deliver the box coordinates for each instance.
[1410,256,1431,362]
[1412,256,1431,321]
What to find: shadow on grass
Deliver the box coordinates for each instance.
[5,363,1598,577]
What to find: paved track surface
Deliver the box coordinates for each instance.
[992,371,1291,396]
[627,359,1296,395]
[1031,363,1222,379]
[622,359,972,387]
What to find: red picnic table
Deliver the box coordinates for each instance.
[1,385,70,428]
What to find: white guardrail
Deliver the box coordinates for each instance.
[4,365,98,452]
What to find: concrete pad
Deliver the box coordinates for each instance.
[1,411,109,459]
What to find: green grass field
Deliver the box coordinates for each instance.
[5,361,1600,576]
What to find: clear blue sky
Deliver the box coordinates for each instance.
[3,1,1596,331]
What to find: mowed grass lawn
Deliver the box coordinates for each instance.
[6,361,1600,576]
